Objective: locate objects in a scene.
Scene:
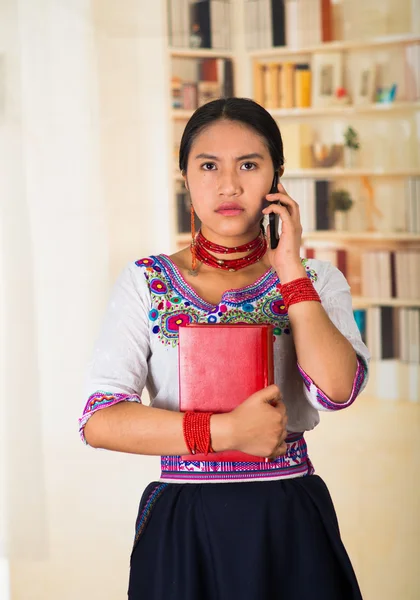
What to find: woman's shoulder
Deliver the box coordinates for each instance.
[303,257,350,294]
[123,253,182,294]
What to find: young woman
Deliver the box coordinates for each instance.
[79,98,369,600]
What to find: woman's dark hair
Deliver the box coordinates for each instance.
[179,97,284,174]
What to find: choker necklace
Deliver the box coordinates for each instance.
[190,230,267,274]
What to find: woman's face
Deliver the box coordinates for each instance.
[184,119,278,244]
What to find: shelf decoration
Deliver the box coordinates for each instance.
[361,175,383,232]
[329,189,354,231]
[354,63,377,104]
[343,125,360,168]
[310,143,343,168]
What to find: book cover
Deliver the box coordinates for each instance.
[179,323,274,461]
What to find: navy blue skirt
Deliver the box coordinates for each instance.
[128,475,363,599]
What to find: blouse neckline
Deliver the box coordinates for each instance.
[156,254,278,311]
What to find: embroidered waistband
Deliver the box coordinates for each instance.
[160,432,314,483]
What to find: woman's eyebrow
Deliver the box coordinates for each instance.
[194,152,265,161]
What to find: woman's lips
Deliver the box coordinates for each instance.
[216,203,244,216]
[216,209,244,216]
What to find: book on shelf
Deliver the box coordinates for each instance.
[171,57,234,110]
[280,177,420,235]
[361,250,420,300]
[168,0,230,49]
[253,60,312,109]
[245,0,286,49]
[355,306,420,365]
[245,0,333,50]
[301,245,420,302]
[305,247,347,277]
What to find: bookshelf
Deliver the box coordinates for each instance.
[242,0,420,401]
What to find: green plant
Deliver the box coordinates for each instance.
[343,126,360,150]
[330,189,353,212]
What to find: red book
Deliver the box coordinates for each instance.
[179,323,274,462]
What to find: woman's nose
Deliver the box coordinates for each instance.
[217,171,242,196]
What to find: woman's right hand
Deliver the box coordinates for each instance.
[226,384,288,459]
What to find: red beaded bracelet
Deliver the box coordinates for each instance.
[279,276,321,310]
[183,411,214,456]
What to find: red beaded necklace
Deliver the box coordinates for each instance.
[191,230,267,272]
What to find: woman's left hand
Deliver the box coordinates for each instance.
[262,181,307,283]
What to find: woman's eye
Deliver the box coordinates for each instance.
[241,162,257,170]
[202,163,216,171]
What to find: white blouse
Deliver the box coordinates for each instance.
[79,255,370,483]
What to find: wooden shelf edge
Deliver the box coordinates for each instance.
[169,47,234,59]
[302,231,420,242]
[269,102,420,117]
[172,109,194,120]
[352,297,420,308]
[248,33,420,58]
[282,168,420,178]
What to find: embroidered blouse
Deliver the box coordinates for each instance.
[79,255,370,484]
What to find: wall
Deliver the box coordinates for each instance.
[0,1,418,599]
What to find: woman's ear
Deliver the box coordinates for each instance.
[278,165,285,178]
[182,170,189,191]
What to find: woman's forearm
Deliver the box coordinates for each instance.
[289,300,358,403]
[83,401,232,455]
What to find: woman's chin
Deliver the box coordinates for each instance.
[203,221,262,241]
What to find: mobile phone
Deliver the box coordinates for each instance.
[268,173,280,250]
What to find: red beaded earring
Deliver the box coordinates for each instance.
[189,202,198,276]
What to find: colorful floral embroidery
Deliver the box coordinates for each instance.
[135,255,318,347]
[79,391,142,444]
[298,355,368,410]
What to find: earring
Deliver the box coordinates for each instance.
[188,202,198,276]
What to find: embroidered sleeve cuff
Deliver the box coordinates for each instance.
[297,355,368,411]
[79,391,142,445]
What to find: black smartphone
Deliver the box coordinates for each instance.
[268,173,280,250]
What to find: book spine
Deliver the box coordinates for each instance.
[280,62,294,108]
[381,306,396,359]
[321,0,333,42]
[315,180,330,230]
[182,82,198,110]
[253,61,265,105]
[190,0,212,48]
[294,63,311,108]
[223,59,234,97]
[271,0,286,46]
[267,62,280,108]
[337,249,347,278]
[353,309,367,344]
[285,0,299,48]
